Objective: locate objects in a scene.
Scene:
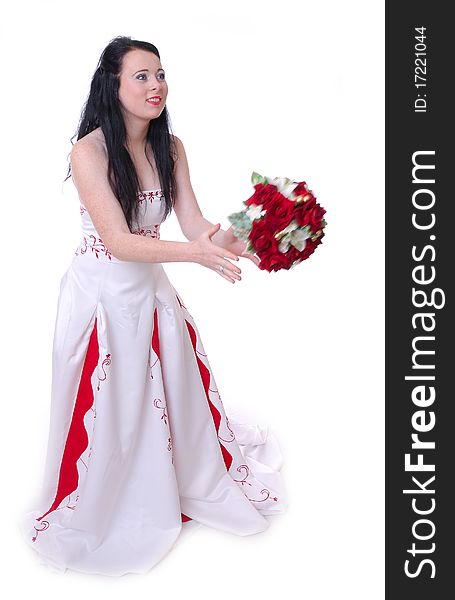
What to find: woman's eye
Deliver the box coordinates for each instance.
[136,72,165,81]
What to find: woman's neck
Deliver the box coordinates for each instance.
[123,114,150,154]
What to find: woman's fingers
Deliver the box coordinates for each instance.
[220,270,236,283]
[215,244,239,263]
[216,263,242,282]
[212,256,242,283]
[244,252,260,266]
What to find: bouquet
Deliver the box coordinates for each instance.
[227,172,327,272]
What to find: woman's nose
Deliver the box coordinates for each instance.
[149,76,162,90]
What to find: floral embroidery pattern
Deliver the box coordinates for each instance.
[131,224,160,238]
[75,235,113,260]
[31,493,81,542]
[32,520,50,542]
[153,398,174,463]
[249,489,279,503]
[148,349,159,378]
[153,397,168,425]
[96,353,111,391]
[218,414,236,443]
[167,436,174,464]
[80,404,97,470]
[233,464,253,487]
[232,464,278,503]
[63,493,80,510]
[207,388,235,443]
[136,190,164,204]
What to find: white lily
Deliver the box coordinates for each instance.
[278,226,312,253]
[245,203,267,221]
[267,176,300,199]
[276,220,299,237]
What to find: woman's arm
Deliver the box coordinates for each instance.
[171,135,227,247]
[70,137,241,271]
[171,136,259,266]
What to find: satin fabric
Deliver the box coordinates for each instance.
[18,186,288,576]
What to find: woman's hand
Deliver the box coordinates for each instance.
[189,223,243,284]
[222,225,260,267]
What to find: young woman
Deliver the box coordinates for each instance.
[19,35,287,576]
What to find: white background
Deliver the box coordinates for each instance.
[0,0,384,597]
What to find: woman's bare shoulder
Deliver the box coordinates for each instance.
[70,128,110,190]
[72,128,107,162]
[170,134,185,161]
[170,133,182,146]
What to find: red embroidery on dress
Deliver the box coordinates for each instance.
[247,489,278,503]
[233,464,253,487]
[75,235,113,260]
[136,190,164,204]
[65,493,80,509]
[153,398,168,425]
[218,414,236,443]
[175,293,186,309]
[153,398,173,463]
[231,464,278,503]
[83,405,97,467]
[96,353,111,391]
[206,387,235,442]
[131,224,160,238]
[32,520,50,542]
[31,492,82,542]
[80,204,87,215]
[167,436,174,464]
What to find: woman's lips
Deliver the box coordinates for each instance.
[146,97,161,105]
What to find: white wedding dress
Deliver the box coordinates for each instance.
[18,182,288,576]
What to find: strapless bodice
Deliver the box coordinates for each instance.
[75,189,166,263]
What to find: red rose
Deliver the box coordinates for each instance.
[286,245,302,264]
[245,183,278,209]
[249,218,276,254]
[249,219,292,272]
[299,233,324,261]
[258,249,292,272]
[308,204,326,232]
[293,181,308,195]
[294,197,325,232]
[293,181,314,200]
[262,195,295,233]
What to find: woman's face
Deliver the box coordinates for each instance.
[118,48,168,123]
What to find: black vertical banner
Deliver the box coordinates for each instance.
[386,2,454,597]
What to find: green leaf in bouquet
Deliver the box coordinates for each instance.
[227,210,252,242]
[251,171,268,187]
[245,238,256,254]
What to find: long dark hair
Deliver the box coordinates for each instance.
[64,35,177,229]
